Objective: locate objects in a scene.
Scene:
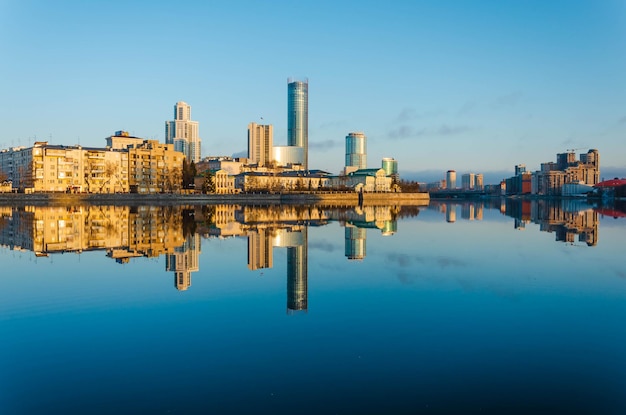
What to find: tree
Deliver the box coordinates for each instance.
[202,170,215,194]
[167,167,182,193]
[99,161,119,193]
[182,159,197,190]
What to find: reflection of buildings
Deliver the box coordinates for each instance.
[287,228,307,313]
[0,204,406,301]
[248,228,274,270]
[246,224,308,313]
[504,199,598,246]
[167,233,201,291]
[433,199,599,246]
[0,205,198,286]
[345,226,366,260]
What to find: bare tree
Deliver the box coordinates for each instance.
[98,161,118,193]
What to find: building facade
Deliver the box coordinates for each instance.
[287,79,308,170]
[165,101,201,163]
[128,140,184,194]
[345,132,367,172]
[381,157,399,181]
[446,170,457,190]
[248,123,273,167]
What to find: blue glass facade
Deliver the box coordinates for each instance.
[287,80,308,169]
[345,132,367,169]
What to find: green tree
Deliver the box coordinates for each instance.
[182,159,197,189]
[202,170,216,193]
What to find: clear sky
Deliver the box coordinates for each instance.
[1,0,625,182]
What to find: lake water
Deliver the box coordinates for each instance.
[1,200,625,414]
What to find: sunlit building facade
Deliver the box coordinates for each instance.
[165,101,201,163]
[248,123,273,167]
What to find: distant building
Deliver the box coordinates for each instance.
[106,131,144,150]
[248,123,273,167]
[165,101,201,163]
[462,173,475,190]
[507,149,600,196]
[345,132,367,172]
[329,168,392,192]
[272,145,304,169]
[202,156,247,176]
[446,170,456,190]
[382,157,399,182]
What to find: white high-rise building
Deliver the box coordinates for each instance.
[165,101,201,163]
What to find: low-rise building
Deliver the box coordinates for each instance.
[0,137,184,194]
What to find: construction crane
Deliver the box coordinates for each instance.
[566,147,584,153]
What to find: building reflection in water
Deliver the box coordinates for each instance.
[430,199,600,246]
[2,200,605,310]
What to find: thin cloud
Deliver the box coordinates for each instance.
[309,139,338,150]
[457,100,477,117]
[395,108,445,122]
[619,115,626,124]
[309,240,337,253]
[387,124,473,140]
[491,91,523,109]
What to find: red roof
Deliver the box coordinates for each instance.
[595,207,626,218]
[595,178,626,188]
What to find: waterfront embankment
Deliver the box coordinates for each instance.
[0,192,430,207]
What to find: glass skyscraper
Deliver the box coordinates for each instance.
[287,79,308,170]
[345,132,367,170]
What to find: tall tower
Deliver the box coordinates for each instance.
[345,132,367,172]
[165,101,201,163]
[248,123,273,167]
[287,79,308,170]
[446,170,456,190]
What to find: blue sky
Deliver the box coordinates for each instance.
[1,0,624,183]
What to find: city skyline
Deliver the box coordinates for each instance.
[1,1,625,180]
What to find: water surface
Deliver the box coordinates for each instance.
[1,200,624,414]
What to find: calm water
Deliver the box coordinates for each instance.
[1,200,625,414]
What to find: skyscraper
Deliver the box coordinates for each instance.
[446,170,457,190]
[287,79,308,170]
[248,122,273,167]
[345,132,367,172]
[165,101,201,163]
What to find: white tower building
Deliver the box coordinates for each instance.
[165,101,201,163]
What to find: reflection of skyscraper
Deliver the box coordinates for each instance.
[166,233,201,291]
[462,204,475,220]
[446,204,457,223]
[287,79,308,170]
[248,228,273,270]
[345,226,366,260]
[287,227,308,313]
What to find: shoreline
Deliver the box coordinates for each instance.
[0,191,430,207]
